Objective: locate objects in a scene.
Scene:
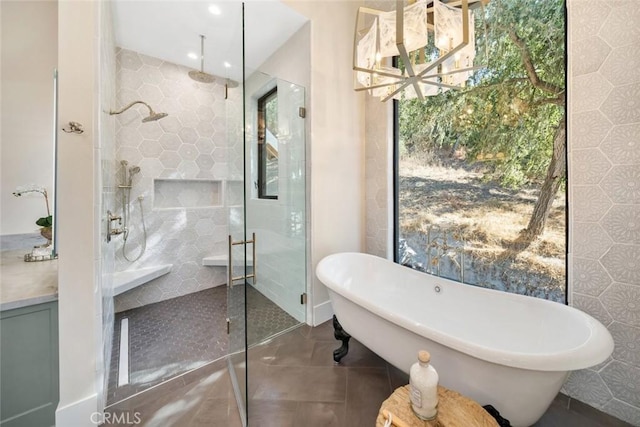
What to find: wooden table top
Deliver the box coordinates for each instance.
[376,385,500,427]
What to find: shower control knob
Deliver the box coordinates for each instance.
[106,210,124,243]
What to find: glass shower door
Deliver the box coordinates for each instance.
[225,3,248,424]
[226,5,308,424]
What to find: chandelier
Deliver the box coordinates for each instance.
[353,0,488,102]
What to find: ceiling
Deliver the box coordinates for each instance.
[112,0,308,82]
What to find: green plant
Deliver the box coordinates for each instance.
[36,215,53,228]
[13,185,53,231]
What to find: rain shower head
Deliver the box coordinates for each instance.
[109,101,168,123]
[189,35,216,84]
[189,70,216,84]
[129,166,141,175]
[142,111,168,122]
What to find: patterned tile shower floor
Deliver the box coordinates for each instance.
[107,285,299,405]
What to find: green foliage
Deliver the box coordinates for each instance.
[399,0,565,189]
[265,93,278,136]
[36,215,53,228]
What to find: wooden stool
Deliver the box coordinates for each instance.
[376,385,500,427]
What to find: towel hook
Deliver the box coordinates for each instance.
[62,121,84,134]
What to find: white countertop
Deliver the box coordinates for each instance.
[1,250,58,311]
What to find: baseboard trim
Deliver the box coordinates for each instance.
[55,393,98,427]
[313,300,333,326]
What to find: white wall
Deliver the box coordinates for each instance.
[56,1,99,425]
[0,1,57,235]
[285,0,366,326]
[255,23,310,90]
[365,96,394,258]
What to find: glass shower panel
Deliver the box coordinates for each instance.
[244,73,306,425]
[225,3,247,425]
[273,78,306,324]
[245,74,306,346]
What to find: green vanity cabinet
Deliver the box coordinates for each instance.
[0,301,59,427]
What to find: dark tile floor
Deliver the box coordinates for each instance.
[108,285,298,405]
[106,320,633,427]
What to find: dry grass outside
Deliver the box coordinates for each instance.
[399,155,566,282]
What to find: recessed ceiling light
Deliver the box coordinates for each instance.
[188,52,198,60]
[208,4,221,15]
[224,62,231,68]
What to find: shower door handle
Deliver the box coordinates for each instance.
[227,233,256,287]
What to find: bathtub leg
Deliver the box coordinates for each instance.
[332,315,351,363]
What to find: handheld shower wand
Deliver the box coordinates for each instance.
[128,166,141,185]
[118,160,147,262]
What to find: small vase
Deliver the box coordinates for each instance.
[40,226,52,242]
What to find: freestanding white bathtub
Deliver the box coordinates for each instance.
[316,252,613,427]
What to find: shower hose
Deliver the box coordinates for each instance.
[122,195,147,262]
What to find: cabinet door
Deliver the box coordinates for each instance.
[1,301,59,427]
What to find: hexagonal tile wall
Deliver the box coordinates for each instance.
[113,48,242,310]
[600,123,640,165]
[572,258,612,297]
[572,110,612,149]
[571,36,611,77]
[601,204,640,244]
[601,283,640,328]
[572,293,612,327]
[571,149,612,185]
[572,222,613,260]
[601,83,640,125]
[564,2,640,423]
[600,164,640,204]
[609,322,640,368]
[570,73,612,113]
[603,399,640,426]
[569,0,610,43]
[600,43,640,87]
[563,369,613,409]
[571,185,612,222]
[601,361,640,408]
[601,244,640,284]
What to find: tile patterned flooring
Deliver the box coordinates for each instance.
[106,320,633,427]
[108,285,298,405]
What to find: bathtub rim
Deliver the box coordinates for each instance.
[316,252,614,372]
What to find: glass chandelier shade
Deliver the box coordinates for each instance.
[353,0,488,102]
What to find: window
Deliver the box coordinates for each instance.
[257,87,278,199]
[394,0,566,303]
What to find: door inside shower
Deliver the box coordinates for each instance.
[100,1,309,419]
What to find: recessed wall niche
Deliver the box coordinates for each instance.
[153,179,221,209]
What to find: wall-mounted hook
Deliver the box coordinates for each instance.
[62,121,84,134]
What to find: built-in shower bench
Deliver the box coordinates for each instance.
[113,264,172,296]
[201,254,253,267]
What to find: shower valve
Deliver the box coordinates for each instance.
[107,210,124,243]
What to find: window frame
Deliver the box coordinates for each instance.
[257,87,278,200]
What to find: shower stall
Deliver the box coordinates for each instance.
[98,1,309,423]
